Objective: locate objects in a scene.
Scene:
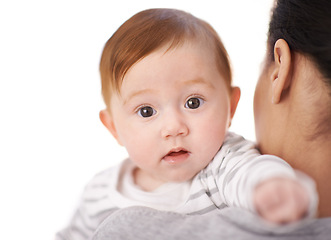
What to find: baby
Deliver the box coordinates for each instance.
[56,8,317,240]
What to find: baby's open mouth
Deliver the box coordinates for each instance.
[163,148,190,164]
[166,150,188,156]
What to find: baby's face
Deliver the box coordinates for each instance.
[109,42,237,190]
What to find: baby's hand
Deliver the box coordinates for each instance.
[254,178,310,224]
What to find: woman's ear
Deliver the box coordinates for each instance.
[99,109,123,146]
[228,86,241,127]
[271,39,292,104]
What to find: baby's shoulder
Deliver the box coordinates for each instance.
[84,160,126,191]
[207,132,259,168]
[222,132,255,150]
[210,132,257,161]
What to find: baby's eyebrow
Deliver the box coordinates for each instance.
[123,88,157,105]
[181,78,215,89]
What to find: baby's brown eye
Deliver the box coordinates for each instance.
[185,97,202,109]
[138,106,156,118]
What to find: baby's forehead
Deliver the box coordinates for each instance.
[117,39,213,80]
[118,48,226,93]
[132,39,218,70]
[126,41,218,72]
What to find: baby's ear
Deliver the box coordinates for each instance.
[230,87,241,119]
[99,109,123,146]
[228,87,241,127]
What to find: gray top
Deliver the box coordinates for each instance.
[92,207,331,240]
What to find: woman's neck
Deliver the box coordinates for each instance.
[282,134,331,217]
[284,64,331,217]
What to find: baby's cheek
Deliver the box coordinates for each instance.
[198,122,227,157]
[125,135,155,164]
[205,118,227,142]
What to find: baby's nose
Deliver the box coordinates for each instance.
[161,112,189,139]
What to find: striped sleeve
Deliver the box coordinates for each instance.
[211,132,297,212]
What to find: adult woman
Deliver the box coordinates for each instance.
[254,0,331,218]
[92,0,331,239]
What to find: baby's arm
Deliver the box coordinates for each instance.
[254,177,310,224]
[214,133,318,224]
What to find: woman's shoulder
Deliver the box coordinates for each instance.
[92,206,331,240]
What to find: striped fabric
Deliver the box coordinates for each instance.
[56,132,299,240]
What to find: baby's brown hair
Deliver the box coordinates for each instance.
[100,8,232,110]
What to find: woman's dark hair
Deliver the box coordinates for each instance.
[268,0,331,86]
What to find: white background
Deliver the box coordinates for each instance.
[0,0,273,239]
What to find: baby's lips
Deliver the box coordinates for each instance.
[164,148,189,157]
[162,148,191,164]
